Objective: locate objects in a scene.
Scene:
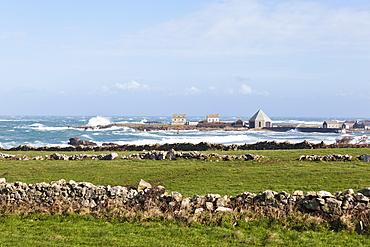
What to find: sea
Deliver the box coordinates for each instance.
[0,116,368,149]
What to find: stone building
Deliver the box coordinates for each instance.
[323,121,340,128]
[233,117,244,127]
[342,121,355,129]
[249,109,272,129]
[172,114,186,125]
[207,114,219,123]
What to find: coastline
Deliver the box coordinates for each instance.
[67,123,370,133]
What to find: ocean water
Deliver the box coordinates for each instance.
[0,116,368,149]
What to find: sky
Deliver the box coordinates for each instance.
[1,0,370,117]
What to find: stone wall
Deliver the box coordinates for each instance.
[1,178,370,221]
[0,151,265,161]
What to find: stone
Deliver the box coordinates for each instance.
[170,192,182,202]
[206,194,221,202]
[216,195,230,207]
[0,178,6,184]
[165,149,176,160]
[303,198,321,211]
[322,198,342,214]
[292,190,304,196]
[317,190,334,198]
[358,188,370,197]
[194,208,204,216]
[181,197,191,207]
[262,190,276,200]
[68,137,97,147]
[356,221,364,234]
[356,193,369,202]
[359,154,370,162]
[106,153,118,160]
[137,179,152,193]
[215,206,233,212]
[205,202,214,211]
[344,189,354,195]
[304,191,317,197]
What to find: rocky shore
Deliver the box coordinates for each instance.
[2,138,370,153]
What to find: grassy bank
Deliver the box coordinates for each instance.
[1,147,370,246]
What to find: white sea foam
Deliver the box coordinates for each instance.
[81,134,93,140]
[30,123,69,131]
[87,116,111,126]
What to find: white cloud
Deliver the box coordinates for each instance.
[0,31,26,39]
[208,86,216,91]
[115,81,150,91]
[184,86,202,95]
[102,86,110,92]
[240,84,253,94]
[224,84,269,96]
[86,86,115,95]
[105,0,370,57]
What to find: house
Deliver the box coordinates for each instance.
[323,121,340,128]
[364,123,370,130]
[342,121,355,129]
[172,114,186,125]
[353,121,366,129]
[249,109,272,129]
[207,114,219,123]
[232,117,244,127]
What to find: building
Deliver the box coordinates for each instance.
[249,109,272,129]
[172,114,186,125]
[342,121,355,129]
[232,117,244,127]
[207,114,219,123]
[323,121,340,128]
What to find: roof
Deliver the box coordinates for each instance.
[249,109,271,122]
[172,114,186,118]
[324,121,338,124]
[207,114,219,118]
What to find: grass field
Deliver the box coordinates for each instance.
[1,147,370,246]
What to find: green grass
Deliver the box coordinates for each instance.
[1,147,370,246]
[0,214,369,246]
[1,148,370,196]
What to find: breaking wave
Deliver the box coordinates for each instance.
[87,116,111,126]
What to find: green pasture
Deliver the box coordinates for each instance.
[1,148,370,196]
[1,147,370,246]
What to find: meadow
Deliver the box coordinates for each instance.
[1,147,370,246]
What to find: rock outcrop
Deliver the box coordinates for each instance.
[68,137,97,147]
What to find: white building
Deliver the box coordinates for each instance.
[172,114,186,125]
[249,109,272,129]
[207,114,219,123]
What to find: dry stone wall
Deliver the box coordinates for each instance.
[0,150,265,162]
[1,178,370,219]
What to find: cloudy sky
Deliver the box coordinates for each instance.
[1,0,369,117]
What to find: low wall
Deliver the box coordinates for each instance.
[1,178,370,221]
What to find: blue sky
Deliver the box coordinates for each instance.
[1,0,369,117]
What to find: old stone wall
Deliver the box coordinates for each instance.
[1,178,370,220]
[0,151,265,161]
